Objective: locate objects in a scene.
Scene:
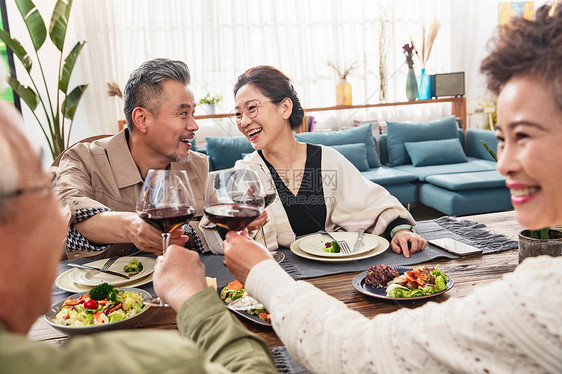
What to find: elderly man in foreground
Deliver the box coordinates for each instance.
[0,99,276,373]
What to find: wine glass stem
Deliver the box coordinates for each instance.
[162,232,170,255]
[260,227,267,247]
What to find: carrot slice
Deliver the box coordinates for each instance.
[107,303,122,313]
[98,299,109,305]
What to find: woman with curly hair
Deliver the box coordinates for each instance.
[223,5,562,373]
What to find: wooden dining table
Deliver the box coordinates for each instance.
[28,210,523,349]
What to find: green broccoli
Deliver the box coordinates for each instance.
[123,258,143,274]
[89,282,118,302]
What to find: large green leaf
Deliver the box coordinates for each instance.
[59,41,85,93]
[15,0,46,51]
[61,84,87,120]
[7,76,38,110]
[49,0,73,52]
[0,29,32,71]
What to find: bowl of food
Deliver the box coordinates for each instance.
[44,283,151,336]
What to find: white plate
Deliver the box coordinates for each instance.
[45,287,151,336]
[69,257,156,287]
[56,268,154,293]
[290,234,389,262]
[299,232,377,257]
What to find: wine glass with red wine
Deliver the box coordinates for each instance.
[137,169,196,307]
[204,168,264,234]
[248,164,285,263]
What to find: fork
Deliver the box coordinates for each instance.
[100,256,118,272]
[320,230,351,254]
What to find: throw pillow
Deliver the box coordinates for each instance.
[385,116,458,166]
[404,138,468,167]
[329,143,370,171]
[205,136,254,170]
[295,124,380,168]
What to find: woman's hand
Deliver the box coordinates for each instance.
[246,211,268,232]
[390,229,427,258]
[223,229,273,283]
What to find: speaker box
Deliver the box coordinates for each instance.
[430,72,465,98]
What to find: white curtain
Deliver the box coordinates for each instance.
[73,0,453,138]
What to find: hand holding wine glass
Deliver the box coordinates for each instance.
[204,168,265,234]
[247,164,285,263]
[137,169,196,307]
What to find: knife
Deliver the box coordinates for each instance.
[353,228,365,252]
[67,263,131,279]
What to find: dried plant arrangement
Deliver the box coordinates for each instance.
[327,60,357,79]
[107,82,123,100]
[417,19,440,69]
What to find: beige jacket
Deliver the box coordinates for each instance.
[200,146,414,253]
[55,130,209,259]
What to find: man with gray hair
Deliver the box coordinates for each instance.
[0,98,276,372]
[56,58,210,259]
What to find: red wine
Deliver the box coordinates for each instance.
[138,206,195,233]
[205,203,261,231]
[264,193,277,208]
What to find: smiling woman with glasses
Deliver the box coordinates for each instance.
[231,100,273,125]
[212,65,427,259]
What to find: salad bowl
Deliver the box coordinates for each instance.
[44,287,151,336]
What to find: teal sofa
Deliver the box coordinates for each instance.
[201,117,512,216]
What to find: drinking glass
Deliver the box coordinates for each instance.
[204,168,264,234]
[137,169,196,307]
[249,164,285,263]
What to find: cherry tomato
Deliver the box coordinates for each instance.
[83,299,98,309]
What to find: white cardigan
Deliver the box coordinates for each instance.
[246,255,562,373]
[200,146,414,254]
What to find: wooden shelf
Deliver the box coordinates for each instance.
[195,97,467,131]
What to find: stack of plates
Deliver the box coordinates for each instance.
[56,256,156,292]
[290,232,389,262]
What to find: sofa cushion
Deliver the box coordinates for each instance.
[360,167,418,185]
[404,138,468,167]
[205,136,254,170]
[393,158,497,181]
[330,143,370,171]
[295,124,380,168]
[419,183,512,216]
[425,170,506,191]
[385,116,458,166]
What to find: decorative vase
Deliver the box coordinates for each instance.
[336,78,352,106]
[518,229,562,263]
[417,68,431,101]
[405,68,418,101]
[201,103,216,115]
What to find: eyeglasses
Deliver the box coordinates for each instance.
[231,100,273,125]
[0,172,57,199]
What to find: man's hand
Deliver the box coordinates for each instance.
[128,215,189,255]
[152,245,208,311]
[223,229,272,283]
[246,211,268,232]
[390,229,427,258]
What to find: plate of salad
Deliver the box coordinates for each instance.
[352,264,454,301]
[219,280,272,327]
[45,283,150,335]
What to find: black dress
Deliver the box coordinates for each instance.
[259,144,327,236]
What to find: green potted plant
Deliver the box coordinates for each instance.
[481,140,562,262]
[198,92,222,115]
[0,0,87,160]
